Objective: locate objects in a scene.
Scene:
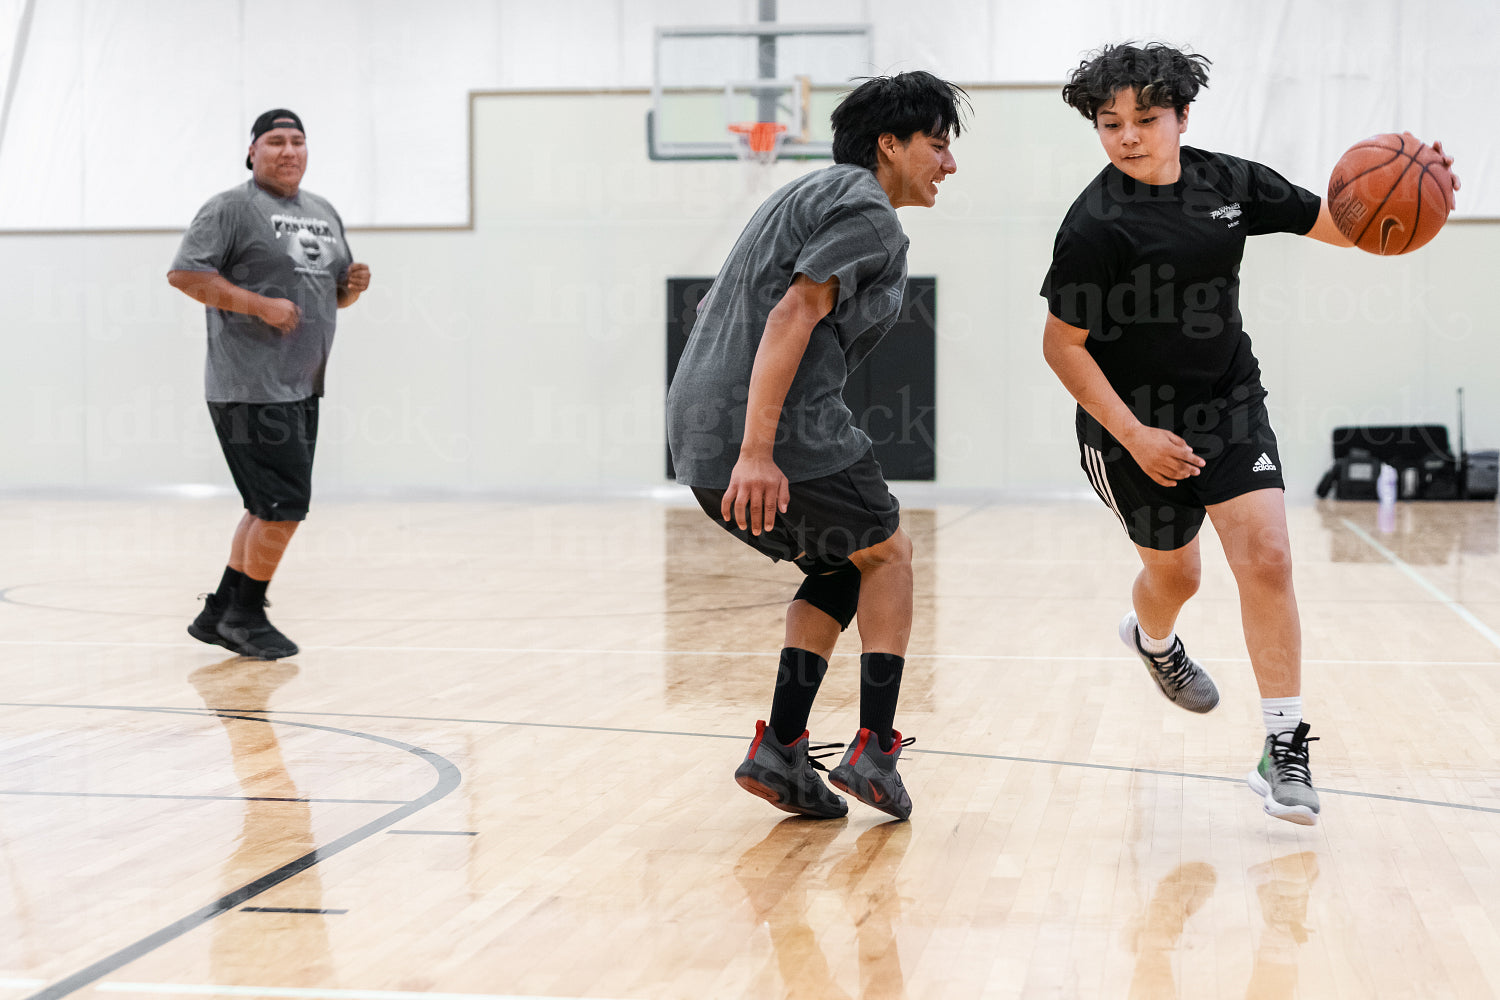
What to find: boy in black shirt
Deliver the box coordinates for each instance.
[1040,43,1455,824]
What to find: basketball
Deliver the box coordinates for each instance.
[1327,132,1453,255]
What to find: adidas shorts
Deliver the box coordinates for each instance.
[689,447,900,573]
[1077,392,1285,552]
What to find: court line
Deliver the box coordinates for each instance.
[1340,518,1500,652]
[0,790,407,805]
[0,638,1494,668]
[23,707,463,1000]
[240,907,348,915]
[386,830,478,836]
[913,748,1500,816]
[95,984,626,1000]
[11,701,1492,819]
[0,587,784,622]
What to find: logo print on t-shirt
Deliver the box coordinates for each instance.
[1210,202,1243,227]
[1252,452,1278,473]
[272,213,340,275]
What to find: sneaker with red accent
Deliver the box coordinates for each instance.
[828,728,913,821]
[733,720,848,819]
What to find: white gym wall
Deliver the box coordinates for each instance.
[1,0,1494,496]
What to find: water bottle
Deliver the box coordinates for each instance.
[1377,463,1398,504]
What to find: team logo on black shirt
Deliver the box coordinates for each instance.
[1209,203,1243,227]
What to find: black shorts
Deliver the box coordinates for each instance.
[690,448,900,573]
[209,397,320,522]
[1078,393,1285,552]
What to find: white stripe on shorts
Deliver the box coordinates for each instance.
[1084,445,1127,530]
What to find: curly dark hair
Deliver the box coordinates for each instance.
[831,70,970,169]
[1061,42,1211,123]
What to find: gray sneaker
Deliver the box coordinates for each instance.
[828,728,913,821]
[1119,611,1219,713]
[734,721,848,819]
[1247,721,1321,826]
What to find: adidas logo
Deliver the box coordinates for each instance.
[1252,453,1278,473]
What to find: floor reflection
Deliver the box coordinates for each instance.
[1316,499,1498,563]
[1126,852,1321,999]
[189,657,332,983]
[1128,861,1217,999]
[827,822,912,1000]
[1244,851,1319,1000]
[735,818,912,999]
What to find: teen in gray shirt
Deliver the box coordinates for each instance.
[666,72,968,823]
[667,163,908,485]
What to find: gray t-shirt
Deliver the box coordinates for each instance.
[170,179,353,403]
[666,164,909,487]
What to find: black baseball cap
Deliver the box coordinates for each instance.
[246,109,304,169]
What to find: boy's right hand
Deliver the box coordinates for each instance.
[1122,426,1205,487]
[723,454,790,535]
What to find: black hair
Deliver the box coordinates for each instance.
[831,70,970,169]
[1061,43,1211,124]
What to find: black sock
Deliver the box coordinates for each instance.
[233,575,270,612]
[214,566,247,604]
[767,648,829,745]
[859,652,905,751]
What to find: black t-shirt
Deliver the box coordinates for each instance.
[1041,146,1320,432]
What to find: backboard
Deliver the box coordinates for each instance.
[647,23,873,161]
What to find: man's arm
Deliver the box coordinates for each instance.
[337,262,371,308]
[722,272,840,535]
[1041,309,1204,488]
[167,270,300,333]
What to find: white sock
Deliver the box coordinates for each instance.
[1262,696,1302,735]
[1137,623,1175,655]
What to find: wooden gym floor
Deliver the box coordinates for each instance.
[2,494,1498,1000]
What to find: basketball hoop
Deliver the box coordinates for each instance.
[728,122,787,166]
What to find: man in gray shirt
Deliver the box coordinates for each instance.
[169,109,370,659]
[666,72,967,821]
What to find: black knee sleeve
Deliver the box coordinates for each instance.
[793,565,862,630]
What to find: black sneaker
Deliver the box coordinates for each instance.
[734,720,848,818]
[216,601,299,660]
[828,728,914,821]
[187,592,236,651]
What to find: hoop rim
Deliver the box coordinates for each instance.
[727,121,788,155]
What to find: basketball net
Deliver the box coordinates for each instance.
[729,122,786,193]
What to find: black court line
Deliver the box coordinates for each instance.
[16,705,462,1000]
[0,584,784,622]
[387,829,478,836]
[911,748,1500,816]
[16,700,1492,821]
[241,906,348,914]
[0,789,408,805]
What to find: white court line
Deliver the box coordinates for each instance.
[1341,518,1500,653]
[0,638,1494,667]
[98,983,625,1000]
